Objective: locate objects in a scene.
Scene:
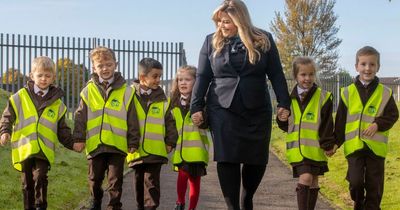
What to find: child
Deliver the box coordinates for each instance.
[277,56,336,210]
[73,46,140,210]
[0,56,74,210]
[126,57,178,210]
[170,65,210,210]
[334,46,399,210]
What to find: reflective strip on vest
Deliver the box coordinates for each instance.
[171,107,209,169]
[126,94,168,163]
[9,88,66,171]
[341,84,391,157]
[286,88,330,163]
[81,82,134,155]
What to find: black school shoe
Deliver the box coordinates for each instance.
[174,203,185,210]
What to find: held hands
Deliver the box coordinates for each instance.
[73,142,85,153]
[191,111,204,126]
[277,108,290,122]
[166,145,173,154]
[362,123,378,137]
[325,144,338,157]
[128,147,137,153]
[0,133,10,146]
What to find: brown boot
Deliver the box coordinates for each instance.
[296,183,310,210]
[308,188,319,210]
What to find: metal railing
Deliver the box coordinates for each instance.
[0,33,186,114]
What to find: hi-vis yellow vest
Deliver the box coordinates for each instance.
[126,95,169,163]
[80,82,134,155]
[341,83,392,158]
[10,88,66,171]
[171,107,209,170]
[286,88,331,163]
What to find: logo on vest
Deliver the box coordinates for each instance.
[151,107,160,114]
[305,112,314,120]
[111,99,120,107]
[47,109,55,118]
[368,106,376,114]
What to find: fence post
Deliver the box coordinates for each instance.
[336,74,340,111]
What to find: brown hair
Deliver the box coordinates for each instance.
[212,0,270,64]
[292,56,318,79]
[170,65,197,103]
[31,56,56,74]
[90,46,116,63]
[356,46,380,67]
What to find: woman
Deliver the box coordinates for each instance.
[190,0,291,209]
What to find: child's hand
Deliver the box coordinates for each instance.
[166,145,173,154]
[191,111,204,126]
[0,133,10,146]
[277,107,290,122]
[128,147,137,153]
[362,123,378,137]
[325,144,338,157]
[73,142,85,153]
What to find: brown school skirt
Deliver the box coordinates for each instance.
[291,158,329,178]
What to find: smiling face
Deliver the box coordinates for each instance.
[355,54,379,83]
[92,58,117,80]
[217,12,238,38]
[30,68,55,90]
[139,68,162,90]
[177,70,195,97]
[295,63,316,90]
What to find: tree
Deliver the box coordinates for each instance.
[270,0,342,79]
[56,58,89,107]
[1,68,29,89]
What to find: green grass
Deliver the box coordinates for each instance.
[270,115,400,210]
[0,89,88,210]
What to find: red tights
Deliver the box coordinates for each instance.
[176,169,201,209]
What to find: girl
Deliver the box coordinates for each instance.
[277,56,337,210]
[170,65,210,210]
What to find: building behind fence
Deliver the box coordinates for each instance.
[1,33,399,118]
[0,33,186,115]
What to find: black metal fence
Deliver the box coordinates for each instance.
[0,33,186,114]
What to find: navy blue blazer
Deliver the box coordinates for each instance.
[191,31,290,113]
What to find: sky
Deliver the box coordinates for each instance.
[0,0,399,77]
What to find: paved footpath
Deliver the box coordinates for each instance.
[101,152,339,210]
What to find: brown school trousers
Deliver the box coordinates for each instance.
[132,163,163,210]
[21,157,49,210]
[88,153,125,210]
[346,149,385,210]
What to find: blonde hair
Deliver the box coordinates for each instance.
[170,65,197,103]
[31,56,56,74]
[212,0,270,64]
[292,56,320,84]
[356,46,380,67]
[90,46,116,63]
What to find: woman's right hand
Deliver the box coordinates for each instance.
[191,111,204,126]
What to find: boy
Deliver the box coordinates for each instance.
[334,46,399,210]
[126,58,178,210]
[0,56,74,210]
[73,46,140,210]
